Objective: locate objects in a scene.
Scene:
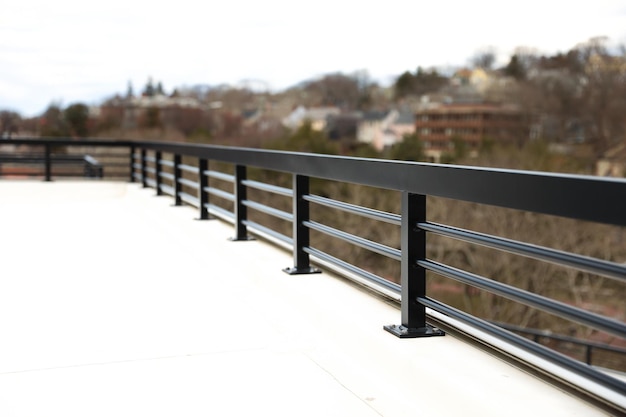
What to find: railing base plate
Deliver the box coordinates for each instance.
[383,324,445,338]
[228,236,256,242]
[283,266,322,275]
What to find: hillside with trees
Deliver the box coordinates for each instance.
[2,37,623,174]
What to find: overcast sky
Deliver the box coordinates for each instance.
[2,0,625,116]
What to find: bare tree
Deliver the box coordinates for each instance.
[0,110,21,138]
[575,37,626,153]
[470,47,497,70]
[303,73,362,109]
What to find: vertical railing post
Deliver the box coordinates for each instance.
[229,165,254,241]
[141,148,147,188]
[173,154,182,206]
[384,192,444,338]
[155,151,163,195]
[44,143,52,182]
[284,174,320,275]
[198,158,210,220]
[586,345,593,365]
[129,144,136,183]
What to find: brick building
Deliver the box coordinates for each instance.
[415,103,527,161]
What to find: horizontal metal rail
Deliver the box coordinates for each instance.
[159,159,175,168]
[305,246,401,294]
[241,179,292,197]
[418,222,626,283]
[493,322,626,357]
[159,171,175,181]
[206,203,235,220]
[206,170,234,183]
[38,171,101,177]
[159,183,175,196]
[205,186,235,202]
[419,297,626,395]
[144,155,156,163]
[179,163,197,174]
[85,152,128,158]
[0,154,82,161]
[179,192,199,206]
[83,155,100,165]
[145,178,157,188]
[0,153,101,165]
[242,200,293,222]
[144,166,156,175]
[304,220,401,261]
[305,194,401,225]
[243,220,292,245]
[178,178,199,189]
[419,259,626,339]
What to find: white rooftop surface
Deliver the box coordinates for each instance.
[0,181,610,416]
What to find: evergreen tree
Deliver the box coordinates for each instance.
[143,78,155,97]
[40,104,69,137]
[64,103,90,137]
[504,55,526,80]
[393,68,448,99]
[389,133,424,162]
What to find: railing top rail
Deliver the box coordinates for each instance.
[1,138,133,147]
[5,137,626,227]
[119,140,626,227]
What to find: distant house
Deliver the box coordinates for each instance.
[442,68,495,103]
[282,106,341,131]
[389,110,416,144]
[282,105,307,130]
[451,68,490,92]
[357,109,416,151]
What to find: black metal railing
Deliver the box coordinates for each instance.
[2,137,626,412]
[0,151,104,178]
[494,322,626,367]
[0,140,129,180]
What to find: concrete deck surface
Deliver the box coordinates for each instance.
[0,181,607,416]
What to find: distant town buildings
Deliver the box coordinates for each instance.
[10,46,625,176]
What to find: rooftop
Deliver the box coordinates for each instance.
[0,180,615,416]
